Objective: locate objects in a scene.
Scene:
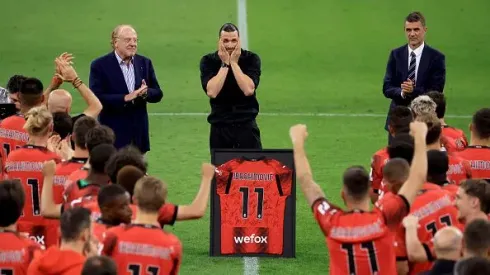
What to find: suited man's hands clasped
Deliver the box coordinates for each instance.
[401,79,414,94]
[124,80,148,102]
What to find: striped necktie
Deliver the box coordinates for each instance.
[408,52,416,82]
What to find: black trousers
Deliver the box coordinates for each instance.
[209,120,262,152]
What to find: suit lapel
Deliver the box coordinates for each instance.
[133,55,142,89]
[416,45,430,86]
[110,52,130,93]
[401,45,409,79]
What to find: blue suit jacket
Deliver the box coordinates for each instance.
[382,44,446,129]
[89,52,163,153]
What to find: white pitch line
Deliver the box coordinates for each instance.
[243,257,259,275]
[147,112,471,119]
[238,0,259,274]
[238,0,249,50]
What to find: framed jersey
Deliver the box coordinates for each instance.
[210,149,296,258]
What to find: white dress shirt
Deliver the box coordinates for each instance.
[115,51,135,93]
[401,42,425,98]
[408,42,425,82]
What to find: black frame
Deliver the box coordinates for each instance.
[209,149,296,258]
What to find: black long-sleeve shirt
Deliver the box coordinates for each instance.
[200,49,261,125]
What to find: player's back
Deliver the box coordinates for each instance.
[314,195,410,275]
[103,224,182,275]
[215,158,293,255]
[326,210,396,275]
[455,146,490,181]
[442,183,458,199]
[63,179,102,204]
[447,154,472,185]
[53,158,88,203]
[0,229,41,275]
[5,146,60,223]
[4,145,60,248]
[407,188,460,274]
[369,147,389,197]
[0,115,28,175]
[441,126,468,153]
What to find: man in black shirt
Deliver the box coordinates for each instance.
[200,23,262,152]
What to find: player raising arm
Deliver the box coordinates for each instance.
[289,121,428,275]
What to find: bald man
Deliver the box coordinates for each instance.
[89,24,163,154]
[421,226,463,274]
[48,89,72,112]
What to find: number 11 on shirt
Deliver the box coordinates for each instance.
[239,187,264,219]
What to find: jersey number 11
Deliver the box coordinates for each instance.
[239,187,264,219]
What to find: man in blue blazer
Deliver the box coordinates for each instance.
[383,12,446,143]
[89,25,163,153]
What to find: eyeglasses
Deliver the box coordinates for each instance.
[118,37,139,43]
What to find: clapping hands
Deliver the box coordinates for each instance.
[54,52,77,82]
[47,134,73,160]
[124,80,148,102]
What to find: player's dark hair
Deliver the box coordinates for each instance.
[388,133,415,164]
[0,179,25,227]
[472,108,490,139]
[389,106,413,135]
[117,165,145,198]
[85,125,115,153]
[454,256,490,275]
[219,23,239,37]
[60,207,92,242]
[19,77,44,108]
[383,158,410,185]
[6,75,27,94]
[97,184,128,209]
[134,176,167,212]
[89,144,117,174]
[73,116,98,150]
[426,91,446,119]
[82,256,118,275]
[52,112,73,139]
[342,166,370,201]
[463,219,490,257]
[415,113,442,145]
[460,179,490,214]
[405,11,426,27]
[106,146,147,184]
[427,150,449,186]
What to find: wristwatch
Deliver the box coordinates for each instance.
[221,62,230,68]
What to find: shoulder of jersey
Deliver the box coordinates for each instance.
[165,231,182,245]
[1,115,24,124]
[376,147,389,155]
[449,154,466,162]
[6,147,26,157]
[106,224,126,234]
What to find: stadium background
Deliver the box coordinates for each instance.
[2,0,489,273]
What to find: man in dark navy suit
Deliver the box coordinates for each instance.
[383,12,446,144]
[89,25,163,154]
